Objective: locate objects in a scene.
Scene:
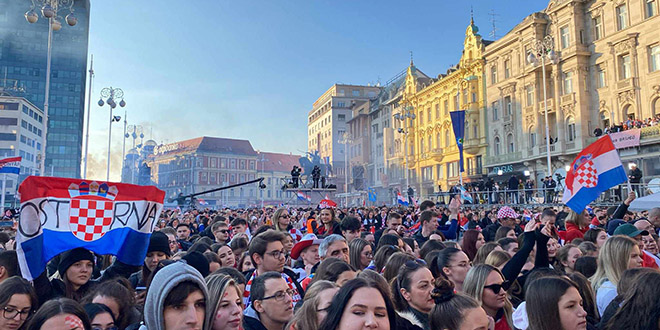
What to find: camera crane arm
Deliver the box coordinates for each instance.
[168,177,266,203]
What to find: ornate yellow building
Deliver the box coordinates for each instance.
[393,20,489,198]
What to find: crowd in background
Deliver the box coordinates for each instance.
[0,190,659,330]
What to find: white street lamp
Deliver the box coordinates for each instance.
[394,105,416,193]
[527,35,559,177]
[98,87,126,181]
[338,132,353,207]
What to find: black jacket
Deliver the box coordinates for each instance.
[482,222,501,242]
[243,315,268,330]
[629,168,643,183]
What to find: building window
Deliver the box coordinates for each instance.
[428,136,432,151]
[647,0,657,18]
[530,130,537,147]
[427,108,431,122]
[650,45,660,72]
[419,111,424,125]
[445,131,450,148]
[567,118,576,142]
[338,114,345,121]
[526,85,534,106]
[492,101,499,121]
[435,104,440,118]
[563,71,573,95]
[494,137,501,155]
[420,139,425,154]
[337,102,346,108]
[444,100,449,116]
[436,133,441,149]
[616,4,628,30]
[620,54,631,80]
[596,64,606,88]
[352,90,360,96]
[560,26,571,49]
[504,60,511,79]
[593,15,603,41]
[504,96,512,116]
[491,65,498,84]
[507,134,514,153]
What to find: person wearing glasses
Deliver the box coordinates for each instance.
[83,303,117,330]
[242,230,304,309]
[463,264,515,330]
[391,260,435,330]
[0,276,37,330]
[243,272,295,330]
[211,221,231,244]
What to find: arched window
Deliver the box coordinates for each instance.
[436,133,441,149]
[507,133,514,153]
[600,111,610,129]
[567,117,576,142]
[494,137,501,155]
[465,121,470,140]
[420,138,425,155]
[428,136,432,152]
[623,104,635,120]
[445,131,450,148]
[652,98,659,116]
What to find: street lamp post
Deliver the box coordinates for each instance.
[97,87,126,181]
[25,0,78,176]
[126,125,143,184]
[394,106,416,192]
[338,133,353,207]
[527,35,559,177]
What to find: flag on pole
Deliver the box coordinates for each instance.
[459,186,473,203]
[297,191,311,202]
[15,177,165,280]
[368,187,377,202]
[397,192,409,206]
[0,157,21,174]
[450,110,466,172]
[562,136,628,213]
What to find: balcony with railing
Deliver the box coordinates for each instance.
[486,151,522,166]
[640,125,660,142]
[464,137,488,155]
[430,148,444,162]
[561,93,575,105]
[616,77,637,91]
[467,167,487,177]
[538,144,557,154]
[539,99,555,114]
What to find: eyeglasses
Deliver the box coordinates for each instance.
[168,240,177,245]
[215,229,228,234]
[280,214,290,218]
[265,249,286,259]
[3,307,32,320]
[262,289,294,302]
[483,281,509,294]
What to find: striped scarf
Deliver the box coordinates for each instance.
[243,270,302,308]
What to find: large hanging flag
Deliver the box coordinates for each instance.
[15,177,165,280]
[0,157,21,174]
[368,187,377,202]
[562,136,628,213]
[397,192,409,206]
[450,111,466,172]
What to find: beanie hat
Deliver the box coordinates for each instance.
[58,247,94,276]
[148,231,171,257]
[182,251,209,277]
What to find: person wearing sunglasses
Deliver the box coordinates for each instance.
[464,264,514,330]
[273,208,303,245]
[0,276,37,330]
[244,272,295,330]
[211,221,231,244]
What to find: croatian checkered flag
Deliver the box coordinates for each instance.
[15,177,165,280]
[562,136,628,213]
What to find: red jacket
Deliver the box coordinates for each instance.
[564,222,588,243]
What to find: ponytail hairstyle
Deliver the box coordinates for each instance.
[382,252,415,283]
[429,247,461,279]
[430,278,482,330]
[390,259,427,312]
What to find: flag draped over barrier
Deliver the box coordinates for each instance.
[16,177,165,280]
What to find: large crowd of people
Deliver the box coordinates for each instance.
[0,190,659,330]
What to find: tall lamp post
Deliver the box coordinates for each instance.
[527,35,558,177]
[338,132,353,207]
[393,106,416,191]
[125,125,143,184]
[25,0,78,176]
[97,87,126,181]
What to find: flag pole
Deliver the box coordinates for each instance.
[1,174,6,216]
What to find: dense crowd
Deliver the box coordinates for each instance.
[597,115,660,135]
[0,191,659,330]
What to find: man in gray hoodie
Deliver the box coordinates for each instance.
[141,261,209,330]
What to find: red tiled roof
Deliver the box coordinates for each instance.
[259,152,301,173]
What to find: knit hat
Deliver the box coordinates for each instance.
[58,248,94,276]
[182,251,209,277]
[148,231,171,257]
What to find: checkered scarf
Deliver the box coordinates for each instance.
[243,270,302,309]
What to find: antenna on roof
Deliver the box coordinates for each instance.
[470,6,474,24]
[410,51,414,66]
[489,9,499,39]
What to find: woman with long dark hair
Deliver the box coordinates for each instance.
[315,208,341,237]
[526,276,587,330]
[0,276,38,330]
[430,247,471,292]
[390,260,434,329]
[429,278,489,330]
[26,298,91,330]
[318,278,397,330]
[461,229,485,261]
[605,270,660,330]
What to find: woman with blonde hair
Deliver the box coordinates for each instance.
[484,250,511,269]
[287,280,339,330]
[205,274,244,330]
[272,208,303,243]
[590,235,643,316]
[564,210,591,243]
[463,264,514,330]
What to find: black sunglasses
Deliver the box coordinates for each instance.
[484,280,510,293]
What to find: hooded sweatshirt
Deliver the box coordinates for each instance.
[140,261,209,330]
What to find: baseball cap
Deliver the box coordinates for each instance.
[613,223,648,238]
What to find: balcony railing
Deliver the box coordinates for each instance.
[561,93,575,105]
[640,125,660,140]
[566,141,575,150]
[616,77,637,90]
[538,145,557,154]
[539,99,555,114]
[486,151,522,165]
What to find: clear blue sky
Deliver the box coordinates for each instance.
[85,0,549,180]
